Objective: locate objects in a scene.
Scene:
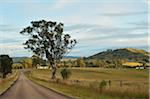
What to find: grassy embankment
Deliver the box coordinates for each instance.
[0,70,19,95]
[25,68,149,99]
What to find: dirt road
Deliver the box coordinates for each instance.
[0,71,71,99]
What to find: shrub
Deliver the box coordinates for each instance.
[99,80,107,92]
[89,81,99,88]
[60,68,71,80]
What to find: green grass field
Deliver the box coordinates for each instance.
[27,68,149,99]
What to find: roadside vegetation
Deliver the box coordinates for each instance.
[0,55,13,78]
[0,54,19,95]
[0,70,19,95]
[25,68,149,99]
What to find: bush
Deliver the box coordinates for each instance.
[60,68,71,80]
[99,80,107,92]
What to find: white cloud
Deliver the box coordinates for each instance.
[115,37,148,46]
[51,0,75,10]
[145,0,150,5]
[0,44,22,55]
[0,44,23,50]
[0,44,32,57]
[63,15,119,28]
[129,30,147,35]
[0,0,148,57]
[0,0,51,3]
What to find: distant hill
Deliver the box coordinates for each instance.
[87,48,149,63]
[12,57,28,63]
[64,56,80,58]
[12,56,79,63]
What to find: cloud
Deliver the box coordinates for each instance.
[51,0,75,10]
[128,21,149,28]
[0,44,22,56]
[65,22,148,36]
[0,0,53,3]
[0,24,20,32]
[65,24,99,31]
[99,11,148,17]
[144,0,150,5]
[0,44,31,57]
[0,0,148,57]
[0,24,27,46]
[0,44,23,50]
[97,2,145,13]
[0,39,20,44]
[64,22,148,56]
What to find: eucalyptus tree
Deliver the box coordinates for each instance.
[20,20,77,79]
[0,55,13,78]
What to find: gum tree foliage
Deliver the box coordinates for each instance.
[0,55,13,78]
[61,68,71,80]
[20,20,77,79]
[32,55,41,68]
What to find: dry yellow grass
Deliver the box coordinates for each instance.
[122,62,143,67]
[28,68,149,99]
[126,48,150,56]
[0,70,19,95]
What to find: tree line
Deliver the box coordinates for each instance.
[57,58,127,68]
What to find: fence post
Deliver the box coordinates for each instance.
[108,80,111,87]
[120,80,123,87]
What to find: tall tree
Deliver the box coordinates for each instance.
[32,55,40,68]
[20,20,77,79]
[0,55,13,78]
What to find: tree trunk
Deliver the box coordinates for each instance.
[51,64,57,79]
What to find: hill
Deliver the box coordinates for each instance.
[87,48,149,63]
[12,56,79,63]
[64,56,80,58]
[12,57,28,63]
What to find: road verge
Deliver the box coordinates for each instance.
[24,71,77,99]
[0,70,19,95]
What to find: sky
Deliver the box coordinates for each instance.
[0,0,149,57]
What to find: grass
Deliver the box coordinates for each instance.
[122,62,143,67]
[31,68,148,82]
[26,68,149,99]
[0,70,19,95]
[126,48,149,56]
[25,71,119,99]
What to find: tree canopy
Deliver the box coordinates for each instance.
[0,55,13,78]
[20,20,77,79]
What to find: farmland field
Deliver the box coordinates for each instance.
[27,68,149,99]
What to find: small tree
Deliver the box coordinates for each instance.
[20,20,77,79]
[61,68,71,80]
[76,58,86,67]
[99,80,107,92]
[0,55,13,78]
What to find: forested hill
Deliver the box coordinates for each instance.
[12,56,79,63]
[12,57,28,63]
[87,48,149,63]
